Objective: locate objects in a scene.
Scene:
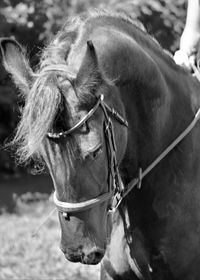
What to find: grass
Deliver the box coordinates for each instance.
[0,199,100,280]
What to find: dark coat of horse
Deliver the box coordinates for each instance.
[1,10,200,280]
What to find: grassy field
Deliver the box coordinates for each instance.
[0,183,100,280]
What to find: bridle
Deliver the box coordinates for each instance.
[48,94,128,217]
[48,92,200,219]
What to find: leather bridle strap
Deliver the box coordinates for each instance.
[48,96,102,139]
[190,63,200,83]
[47,95,128,139]
[53,190,114,213]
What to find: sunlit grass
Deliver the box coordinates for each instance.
[0,200,100,280]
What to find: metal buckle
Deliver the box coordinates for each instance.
[62,211,70,221]
[108,191,123,213]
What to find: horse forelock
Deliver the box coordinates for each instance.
[13,63,99,169]
[12,72,62,163]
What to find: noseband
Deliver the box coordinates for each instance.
[48,93,200,218]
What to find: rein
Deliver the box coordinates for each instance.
[49,93,200,217]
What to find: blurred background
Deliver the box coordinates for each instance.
[0,0,187,279]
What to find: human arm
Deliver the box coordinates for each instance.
[174,0,200,69]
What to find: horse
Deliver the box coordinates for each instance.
[1,10,200,280]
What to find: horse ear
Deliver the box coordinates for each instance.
[86,40,99,70]
[76,40,102,92]
[0,38,34,96]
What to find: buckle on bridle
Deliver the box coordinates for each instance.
[109,191,123,213]
[62,211,70,221]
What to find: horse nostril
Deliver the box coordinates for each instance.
[85,249,104,264]
[94,251,104,262]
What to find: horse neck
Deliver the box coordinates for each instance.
[116,41,200,241]
[119,47,170,164]
[117,41,199,180]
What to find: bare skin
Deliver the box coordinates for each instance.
[174,0,200,69]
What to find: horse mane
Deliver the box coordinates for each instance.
[87,9,147,32]
[40,9,183,80]
[40,9,149,67]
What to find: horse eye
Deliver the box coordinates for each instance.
[78,122,90,134]
[91,145,103,159]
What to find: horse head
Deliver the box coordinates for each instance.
[0,38,128,264]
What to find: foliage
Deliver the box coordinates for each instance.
[0,0,187,174]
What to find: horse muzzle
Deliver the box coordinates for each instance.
[62,247,105,264]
